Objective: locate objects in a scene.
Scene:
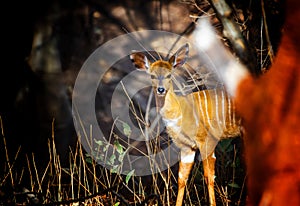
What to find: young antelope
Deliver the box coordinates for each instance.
[130,44,241,206]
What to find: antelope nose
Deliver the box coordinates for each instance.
[157,87,165,94]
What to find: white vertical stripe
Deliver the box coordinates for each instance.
[214,88,222,133]
[220,89,226,130]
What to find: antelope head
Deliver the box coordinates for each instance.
[130,43,189,96]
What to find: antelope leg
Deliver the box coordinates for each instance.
[203,153,216,206]
[176,148,195,206]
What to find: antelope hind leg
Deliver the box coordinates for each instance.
[203,153,217,206]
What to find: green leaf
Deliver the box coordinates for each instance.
[109,154,116,164]
[125,169,135,184]
[114,140,124,154]
[94,139,104,146]
[111,165,119,173]
[118,153,125,162]
[228,182,240,188]
[85,156,93,164]
[122,122,131,136]
[108,154,116,165]
[103,144,109,152]
[114,202,120,206]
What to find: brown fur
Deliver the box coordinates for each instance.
[235,0,300,204]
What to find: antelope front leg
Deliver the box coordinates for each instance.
[175,147,195,206]
[203,153,216,206]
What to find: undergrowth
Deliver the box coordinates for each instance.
[0,115,246,206]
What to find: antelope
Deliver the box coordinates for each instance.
[193,0,300,204]
[130,44,241,206]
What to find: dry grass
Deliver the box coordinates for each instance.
[0,113,246,205]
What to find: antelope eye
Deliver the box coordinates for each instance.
[165,74,171,79]
[150,74,156,79]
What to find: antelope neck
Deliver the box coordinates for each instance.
[160,84,182,119]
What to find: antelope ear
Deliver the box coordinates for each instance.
[169,43,189,68]
[130,51,150,72]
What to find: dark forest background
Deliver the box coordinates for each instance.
[0,0,285,205]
